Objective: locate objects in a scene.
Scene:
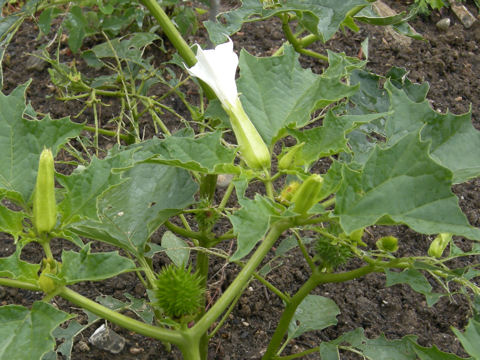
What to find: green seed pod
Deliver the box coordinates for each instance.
[315,237,352,270]
[224,99,271,170]
[33,148,57,234]
[278,142,305,170]
[291,174,324,214]
[428,233,452,258]
[154,265,204,319]
[376,236,399,253]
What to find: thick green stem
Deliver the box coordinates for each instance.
[262,265,378,359]
[0,278,39,291]
[190,219,293,336]
[196,249,210,360]
[59,287,183,344]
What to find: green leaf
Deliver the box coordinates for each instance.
[161,231,190,267]
[237,46,358,145]
[72,163,197,255]
[135,132,238,174]
[335,133,480,240]
[289,111,386,165]
[0,83,83,204]
[205,0,368,44]
[287,295,340,338]
[229,195,283,261]
[0,247,40,282]
[58,150,135,225]
[0,205,25,241]
[385,81,480,183]
[322,328,466,360]
[452,318,480,358]
[385,269,442,306]
[90,32,160,61]
[0,302,72,360]
[59,243,136,284]
[64,6,90,53]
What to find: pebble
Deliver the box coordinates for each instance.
[129,347,144,355]
[436,18,451,31]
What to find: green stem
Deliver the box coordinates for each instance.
[218,180,235,212]
[165,221,210,244]
[196,249,210,360]
[41,238,53,261]
[83,125,133,143]
[137,256,157,289]
[262,265,378,359]
[0,278,39,291]
[59,287,184,345]
[293,230,315,272]
[274,346,319,360]
[190,219,293,336]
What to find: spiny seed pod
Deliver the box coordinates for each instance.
[428,233,452,258]
[315,237,352,270]
[154,265,204,319]
[278,142,305,170]
[376,236,399,253]
[291,174,324,214]
[33,148,57,234]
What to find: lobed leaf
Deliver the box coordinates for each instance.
[0,247,39,282]
[59,243,136,284]
[0,302,72,360]
[335,133,480,240]
[0,83,82,204]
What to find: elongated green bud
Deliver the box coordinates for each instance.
[33,148,57,234]
[292,174,324,214]
[224,98,271,170]
[428,233,452,258]
[278,142,304,170]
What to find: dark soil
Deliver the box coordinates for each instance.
[1,1,480,359]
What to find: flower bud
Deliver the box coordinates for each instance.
[428,233,452,258]
[33,148,57,234]
[278,142,304,170]
[292,174,324,214]
[278,181,300,203]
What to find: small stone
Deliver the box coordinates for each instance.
[26,50,47,72]
[451,3,477,28]
[455,96,463,102]
[217,174,233,188]
[89,324,125,354]
[242,321,249,327]
[129,347,144,355]
[436,18,451,31]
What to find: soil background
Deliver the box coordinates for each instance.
[1,0,480,359]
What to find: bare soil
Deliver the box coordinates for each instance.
[1,1,480,359]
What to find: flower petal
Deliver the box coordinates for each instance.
[186,39,239,106]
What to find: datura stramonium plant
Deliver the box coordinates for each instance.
[186,39,271,170]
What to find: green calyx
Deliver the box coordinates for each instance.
[38,258,62,294]
[154,264,204,319]
[224,98,271,170]
[33,148,57,235]
[278,142,305,170]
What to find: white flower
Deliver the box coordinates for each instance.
[186,39,239,108]
[186,39,271,170]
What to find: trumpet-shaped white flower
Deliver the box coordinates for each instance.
[186,40,239,108]
[186,40,271,170]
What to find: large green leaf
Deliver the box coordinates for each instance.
[0,83,83,204]
[320,328,466,360]
[0,247,39,282]
[0,302,72,360]
[59,243,136,284]
[58,151,135,225]
[72,163,197,255]
[385,81,480,183]
[385,268,442,306]
[287,295,339,339]
[229,195,283,261]
[335,133,480,240]
[134,132,238,174]
[161,231,190,268]
[237,46,358,145]
[0,205,25,241]
[452,318,480,359]
[289,111,386,165]
[205,0,368,44]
